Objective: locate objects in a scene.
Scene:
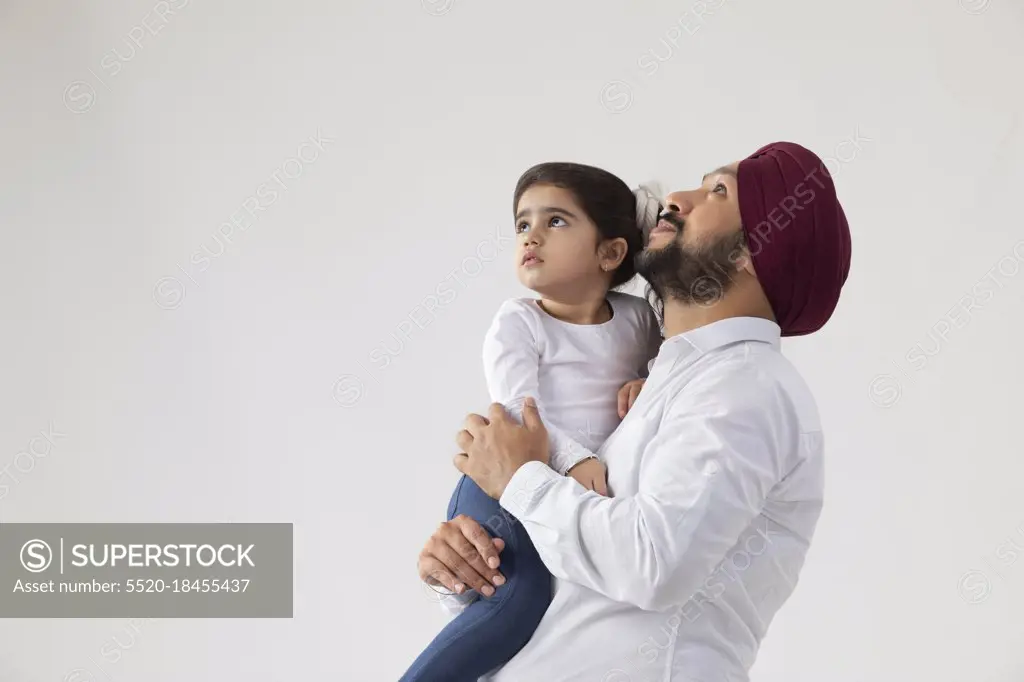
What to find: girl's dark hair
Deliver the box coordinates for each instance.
[513,161,643,289]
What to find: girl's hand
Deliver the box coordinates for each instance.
[567,458,609,496]
[617,379,646,418]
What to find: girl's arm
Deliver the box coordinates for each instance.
[483,301,600,476]
[618,300,664,418]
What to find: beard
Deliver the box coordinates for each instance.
[635,225,747,307]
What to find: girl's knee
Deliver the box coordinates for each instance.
[486,571,552,616]
[487,549,550,607]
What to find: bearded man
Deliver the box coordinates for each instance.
[420,141,852,682]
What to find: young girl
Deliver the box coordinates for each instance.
[400,162,663,681]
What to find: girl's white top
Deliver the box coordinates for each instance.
[482,291,663,475]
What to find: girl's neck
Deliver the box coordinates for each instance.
[538,290,612,325]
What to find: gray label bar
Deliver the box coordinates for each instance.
[0,523,292,618]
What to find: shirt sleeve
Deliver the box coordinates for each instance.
[482,300,600,475]
[497,366,796,612]
[437,589,479,618]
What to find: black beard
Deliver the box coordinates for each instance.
[635,228,747,306]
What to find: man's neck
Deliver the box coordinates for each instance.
[662,290,775,339]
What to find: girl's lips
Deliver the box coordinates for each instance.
[522,254,543,266]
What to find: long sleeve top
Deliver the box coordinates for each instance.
[438,292,661,617]
[491,317,826,682]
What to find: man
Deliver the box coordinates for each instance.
[417,141,852,681]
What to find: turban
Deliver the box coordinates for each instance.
[737,141,852,336]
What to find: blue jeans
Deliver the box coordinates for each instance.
[399,475,553,681]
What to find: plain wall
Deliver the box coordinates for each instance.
[1,0,1023,679]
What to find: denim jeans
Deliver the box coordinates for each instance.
[399,475,553,681]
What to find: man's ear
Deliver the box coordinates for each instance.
[599,237,628,272]
[736,252,756,276]
[729,234,755,276]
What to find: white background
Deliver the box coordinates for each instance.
[1,0,1023,680]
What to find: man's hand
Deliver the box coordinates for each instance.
[617,378,646,418]
[454,398,550,499]
[566,457,609,496]
[417,515,507,598]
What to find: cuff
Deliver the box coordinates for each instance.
[438,589,478,618]
[499,460,561,518]
[550,440,595,476]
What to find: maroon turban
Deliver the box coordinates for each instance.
[737,141,852,337]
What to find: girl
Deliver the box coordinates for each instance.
[401,162,663,681]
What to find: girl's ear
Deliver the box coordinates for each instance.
[599,237,628,272]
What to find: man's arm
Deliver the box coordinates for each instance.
[498,368,797,612]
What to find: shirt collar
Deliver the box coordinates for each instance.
[654,316,781,370]
[676,316,780,352]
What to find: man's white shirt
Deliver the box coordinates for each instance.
[485,316,826,682]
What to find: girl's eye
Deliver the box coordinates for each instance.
[549,216,568,227]
[515,222,529,234]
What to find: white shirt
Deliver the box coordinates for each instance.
[490,316,825,682]
[438,291,661,618]
[481,292,663,475]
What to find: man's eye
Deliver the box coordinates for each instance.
[712,182,727,195]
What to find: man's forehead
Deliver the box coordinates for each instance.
[700,162,740,183]
[663,161,742,197]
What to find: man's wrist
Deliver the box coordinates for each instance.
[497,454,542,497]
[499,460,560,518]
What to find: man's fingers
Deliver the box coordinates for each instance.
[463,413,489,439]
[450,532,504,594]
[449,532,497,583]
[418,550,459,592]
[453,452,469,474]
[431,538,492,595]
[419,557,459,594]
[441,519,503,591]
[616,385,630,418]
[487,402,512,425]
[453,515,503,572]
[455,427,473,452]
[521,397,543,431]
[492,537,506,553]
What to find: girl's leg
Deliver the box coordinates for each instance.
[399,475,552,682]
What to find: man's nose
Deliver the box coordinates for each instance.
[664,191,697,217]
